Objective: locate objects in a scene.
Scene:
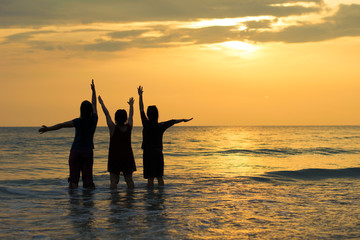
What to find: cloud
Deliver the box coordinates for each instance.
[4,30,56,43]
[246,4,360,43]
[0,0,323,27]
[83,26,238,51]
[108,30,149,39]
[84,41,130,51]
[86,4,360,51]
[2,2,360,52]
[174,26,238,45]
[245,20,274,29]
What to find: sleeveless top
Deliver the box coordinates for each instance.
[108,125,136,174]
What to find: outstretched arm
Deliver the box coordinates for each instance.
[172,118,194,125]
[98,96,115,136]
[91,79,97,115]
[38,121,74,134]
[162,118,193,131]
[138,85,147,124]
[127,97,134,127]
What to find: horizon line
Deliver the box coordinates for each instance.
[1,124,360,128]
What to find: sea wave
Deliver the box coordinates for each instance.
[0,186,49,199]
[0,186,32,196]
[262,167,360,180]
[216,147,360,157]
[165,147,360,157]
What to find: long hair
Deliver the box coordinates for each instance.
[79,100,93,135]
[115,109,127,126]
[147,105,158,123]
[80,100,93,119]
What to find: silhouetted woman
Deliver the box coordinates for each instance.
[39,80,98,189]
[137,86,193,187]
[98,95,136,189]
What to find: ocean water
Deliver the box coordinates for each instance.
[1,126,360,239]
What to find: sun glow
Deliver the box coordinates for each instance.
[185,16,275,29]
[213,41,258,55]
[269,2,320,8]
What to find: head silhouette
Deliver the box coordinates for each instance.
[115,109,127,125]
[147,105,158,122]
[80,100,92,118]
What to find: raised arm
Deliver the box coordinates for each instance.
[98,96,115,136]
[127,97,134,127]
[137,85,147,124]
[38,121,74,134]
[138,86,144,113]
[91,79,97,115]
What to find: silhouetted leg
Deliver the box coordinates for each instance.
[147,178,154,187]
[82,150,95,189]
[124,174,135,189]
[69,150,80,189]
[157,177,164,186]
[69,182,79,189]
[110,172,120,189]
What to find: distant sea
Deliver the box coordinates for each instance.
[1,126,360,239]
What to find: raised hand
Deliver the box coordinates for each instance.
[183,118,193,122]
[138,85,145,113]
[91,79,95,91]
[137,86,143,96]
[91,79,97,113]
[98,95,104,105]
[128,97,135,105]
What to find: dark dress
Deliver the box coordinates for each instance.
[141,111,175,178]
[108,125,136,175]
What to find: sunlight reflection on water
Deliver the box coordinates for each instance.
[1,126,360,239]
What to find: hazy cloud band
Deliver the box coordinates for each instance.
[1,1,359,52]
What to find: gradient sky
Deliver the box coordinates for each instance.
[0,0,359,126]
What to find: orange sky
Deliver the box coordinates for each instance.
[0,0,359,126]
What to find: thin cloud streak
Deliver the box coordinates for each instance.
[0,0,323,27]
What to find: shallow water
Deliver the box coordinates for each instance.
[1,126,360,239]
